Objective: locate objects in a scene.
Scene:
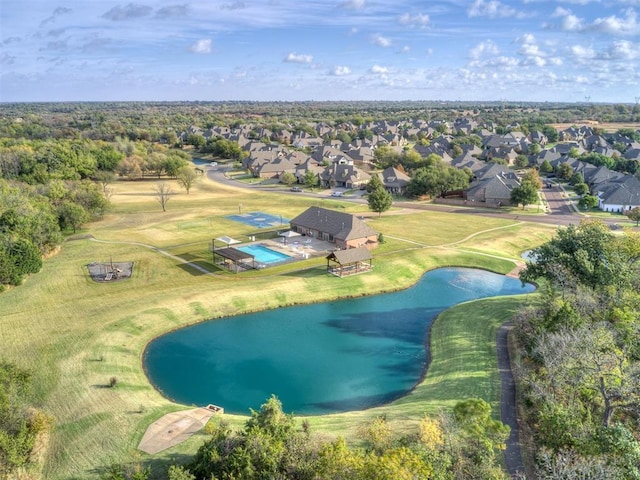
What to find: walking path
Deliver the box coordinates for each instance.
[498,323,525,478]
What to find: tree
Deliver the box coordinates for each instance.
[529,143,541,155]
[93,170,116,195]
[0,237,43,286]
[280,172,296,187]
[303,171,318,190]
[0,361,50,477]
[154,183,173,212]
[535,324,640,428]
[569,172,584,185]
[453,398,510,469]
[368,186,393,217]
[57,201,89,233]
[568,147,581,158]
[510,181,539,210]
[557,163,574,181]
[574,183,589,196]
[521,169,543,189]
[366,173,383,194]
[578,194,598,210]
[407,162,469,198]
[626,207,640,226]
[540,159,553,174]
[176,166,198,194]
[520,220,631,291]
[515,154,530,168]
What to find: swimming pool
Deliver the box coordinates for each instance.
[238,245,291,264]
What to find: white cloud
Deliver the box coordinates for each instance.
[284,52,313,63]
[469,40,499,60]
[571,44,596,59]
[469,55,519,68]
[398,13,430,27]
[1,52,16,65]
[551,7,585,31]
[189,39,212,54]
[341,0,365,9]
[468,0,522,18]
[550,6,639,35]
[220,1,246,10]
[370,64,388,74]
[371,33,391,47]
[156,4,189,18]
[400,45,410,54]
[331,65,351,76]
[101,3,153,21]
[590,8,639,35]
[602,40,640,59]
[518,33,536,45]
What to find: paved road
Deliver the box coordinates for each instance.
[208,165,624,229]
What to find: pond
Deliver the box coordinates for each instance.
[144,268,534,415]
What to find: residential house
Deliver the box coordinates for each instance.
[320,163,371,189]
[377,166,411,195]
[595,176,640,212]
[290,206,379,250]
[464,169,520,206]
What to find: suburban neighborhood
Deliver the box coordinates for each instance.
[183,117,640,213]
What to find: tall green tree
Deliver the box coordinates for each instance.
[510,181,539,210]
[367,186,393,217]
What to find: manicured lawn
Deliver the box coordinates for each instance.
[0,175,552,478]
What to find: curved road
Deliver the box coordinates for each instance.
[207,165,622,230]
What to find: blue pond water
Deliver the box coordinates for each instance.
[144,268,534,415]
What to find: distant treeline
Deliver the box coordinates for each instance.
[1,101,639,142]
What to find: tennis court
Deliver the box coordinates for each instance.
[226,211,289,228]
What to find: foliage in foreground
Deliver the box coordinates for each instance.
[104,396,510,480]
[0,361,52,478]
[516,220,640,479]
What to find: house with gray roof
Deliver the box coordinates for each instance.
[377,166,411,195]
[595,176,640,213]
[290,207,378,250]
[464,171,520,206]
[320,163,371,189]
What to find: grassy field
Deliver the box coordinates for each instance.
[0,174,556,478]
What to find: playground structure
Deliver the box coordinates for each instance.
[87,260,134,282]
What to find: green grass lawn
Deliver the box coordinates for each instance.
[0,175,553,479]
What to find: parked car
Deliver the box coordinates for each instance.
[331,191,343,197]
[210,162,218,166]
[290,186,303,192]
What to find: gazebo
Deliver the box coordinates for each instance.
[211,236,253,272]
[326,247,373,277]
[213,248,255,273]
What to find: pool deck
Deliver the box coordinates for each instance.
[260,237,334,262]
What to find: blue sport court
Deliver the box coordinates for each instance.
[226,211,289,229]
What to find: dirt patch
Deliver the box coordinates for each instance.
[86,262,134,282]
[138,407,219,455]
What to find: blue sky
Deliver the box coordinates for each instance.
[1,0,639,103]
